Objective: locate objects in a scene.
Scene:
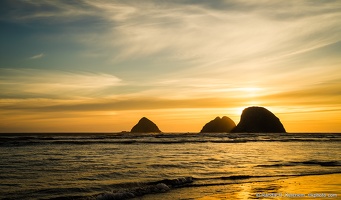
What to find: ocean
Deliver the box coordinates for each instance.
[0,132,340,200]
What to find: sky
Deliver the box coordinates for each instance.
[0,0,340,133]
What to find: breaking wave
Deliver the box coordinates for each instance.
[256,160,341,168]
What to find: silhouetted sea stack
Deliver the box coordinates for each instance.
[131,117,161,133]
[200,116,236,133]
[231,107,286,133]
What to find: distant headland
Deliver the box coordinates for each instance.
[129,106,286,133]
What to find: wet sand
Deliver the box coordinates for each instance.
[138,174,340,200]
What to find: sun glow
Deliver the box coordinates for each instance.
[231,107,246,117]
[237,87,262,92]
[236,87,263,98]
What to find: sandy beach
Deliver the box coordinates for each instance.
[138,174,340,200]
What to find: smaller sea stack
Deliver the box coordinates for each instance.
[131,117,161,133]
[200,116,236,133]
[232,106,286,133]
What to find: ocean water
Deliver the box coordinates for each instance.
[0,132,340,200]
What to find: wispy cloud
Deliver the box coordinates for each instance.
[2,0,340,82]
[29,53,44,59]
[76,1,341,68]
[0,68,123,98]
[5,1,340,66]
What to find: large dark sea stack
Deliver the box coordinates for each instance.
[232,107,286,133]
[131,117,161,133]
[200,116,236,133]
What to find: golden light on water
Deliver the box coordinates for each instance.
[195,174,341,199]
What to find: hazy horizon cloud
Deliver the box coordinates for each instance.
[0,68,123,99]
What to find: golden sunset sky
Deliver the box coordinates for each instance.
[0,0,340,133]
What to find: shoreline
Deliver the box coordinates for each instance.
[137,173,340,200]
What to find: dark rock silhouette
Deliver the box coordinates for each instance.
[131,117,161,133]
[231,106,286,133]
[200,116,236,133]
